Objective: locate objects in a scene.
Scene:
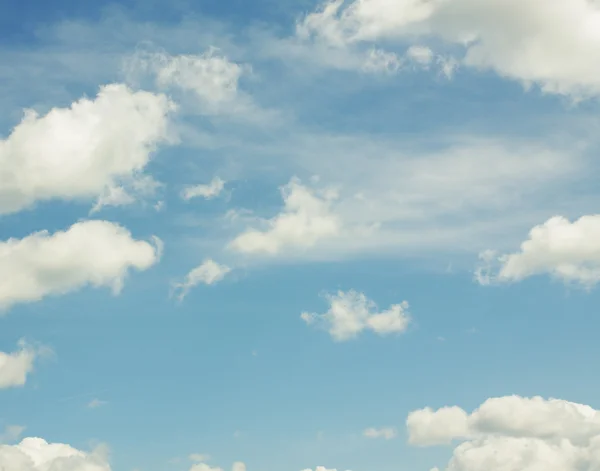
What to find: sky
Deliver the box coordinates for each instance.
[2,0,600,470]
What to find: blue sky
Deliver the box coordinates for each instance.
[2,1,600,471]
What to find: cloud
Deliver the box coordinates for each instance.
[189,454,211,463]
[0,220,162,311]
[0,83,175,215]
[188,461,247,471]
[475,215,600,287]
[0,426,26,444]
[0,437,110,471]
[125,48,259,117]
[301,290,410,341]
[172,259,231,301]
[229,178,341,256]
[301,468,349,471]
[298,0,600,98]
[363,427,397,440]
[87,399,108,409]
[0,340,41,389]
[408,395,600,471]
[181,177,226,201]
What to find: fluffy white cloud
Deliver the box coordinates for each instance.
[363,427,397,440]
[0,84,175,215]
[229,178,341,256]
[172,259,231,301]
[0,220,162,311]
[0,437,110,471]
[408,395,600,471]
[301,290,410,341]
[0,340,40,389]
[181,177,226,201]
[298,0,600,97]
[475,215,600,286]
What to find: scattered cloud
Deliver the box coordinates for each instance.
[475,215,600,287]
[229,178,341,256]
[363,427,397,440]
[301,290,410,342]
[297,0,600,98]
[181,177,226,201]
[189,461,246,471]
[189,454,211,463]
[0,84,176,215]
[0,340,43,389]
[0,437,110,471]
[0,220,162,311]
[171,259,231,301]
[0,425,26,444]
[408,395,600,471]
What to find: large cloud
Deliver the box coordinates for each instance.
[408,395,600,471]
[0,83,175,215]
[298,0,600,97]
[0,437,110,471]
[475,215,600,287]
[301,290,410,341]
[0,220,162,311]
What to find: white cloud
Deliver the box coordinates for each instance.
[298,0,600,98]
[87,399,108,409]
[476,215,600,287]
[229,178,341,256]
[188,461,247,471]
[0,425,25,444]
[172,259,231,301]
[406,45,434,66]
[363,427,397,440]
[408,395,600,471]
[0,84,175,215]
[362,48,402,73]
[126,48,255,116]
[181,177,226,201]
[0,340,40,389]
[189,454,211,463]
[301,290,410,341]
[0,220,162,311]
[0,437,110,471]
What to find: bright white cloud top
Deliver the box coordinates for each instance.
[181,177,226,201]
[0,220,162,311]
[301,290,410,341]
[408,395,600,471]
[0,341,38,389]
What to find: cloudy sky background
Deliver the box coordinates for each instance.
[2,0,600,470]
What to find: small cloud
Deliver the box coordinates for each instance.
[189,453,211,463]
[171,259,231,301]
[87,398,107,409]
[0,425,26,443]
[181,177,226,201]
[363,427,397,440]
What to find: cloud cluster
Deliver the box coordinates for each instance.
[301,290,410,341]
[0,220,162,311]
[408,395,600,471]
[0,438,110,471]
[298,0,600,97]
[181,177,226,201]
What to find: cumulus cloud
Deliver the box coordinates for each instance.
[301,290,410,341]
[181,177,226,201]
[0,437,110,471]
[298,0,600,97]
[0,220,162,311]
[0,84,175,215]
[475,215,600,287]
[0,340,42,389]
[408,395,600,471]
[229,178,341,256]
[363,427,397,440]
[172,259,231,301]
